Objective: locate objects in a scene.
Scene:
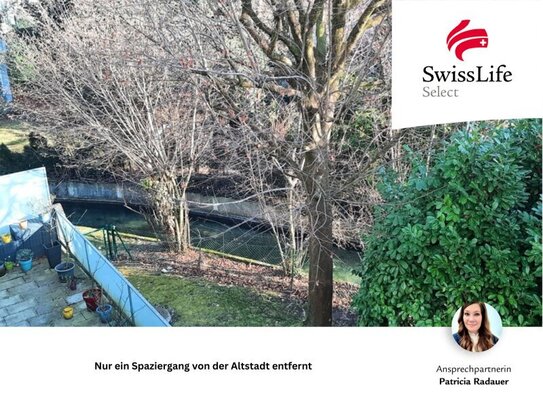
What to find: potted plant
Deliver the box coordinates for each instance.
[82,288,102,311]
[16,249,34,272]
[96,303,113,323]
[95,283,114,323]
[54,261,75,282]
[1,233,11,244]
[44,240,62,269]
[42,212,62,268]
[63,306,74,320]
[4,259,14,271]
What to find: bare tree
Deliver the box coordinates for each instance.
[12,0,394,325]
[170,0,392,325]
[11,0,212,251]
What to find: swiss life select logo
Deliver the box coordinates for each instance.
[447,20,488,61]
[421,19,512,98]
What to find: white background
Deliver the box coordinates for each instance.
[1,328,542,405]
[392,0,543,129]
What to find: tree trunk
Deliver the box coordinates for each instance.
[148,173,190,253]
[303,92,334,325]
[305,146,334,326]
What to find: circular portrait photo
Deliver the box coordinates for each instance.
[451,302,502,352]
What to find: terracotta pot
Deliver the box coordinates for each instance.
[82,288,102,312]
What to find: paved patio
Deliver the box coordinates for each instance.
[0,257,104,327]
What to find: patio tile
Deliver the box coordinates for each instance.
[6,281,39,296]
[5,298,37,315]
[35,273,60,287]
[0,271,24,284]
[11,320,31,327]
[35,302,57,316]
[4,308,38,325]
[0,294,24,308]
[0,258,104,327]
[0,275,27,291]
[28,312,57,326]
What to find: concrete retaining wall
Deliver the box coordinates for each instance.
[49,180,272,222]
[50,181,147,205]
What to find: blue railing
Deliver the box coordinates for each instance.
[55,206,170,327]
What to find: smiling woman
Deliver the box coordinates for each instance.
[452,302,501,352]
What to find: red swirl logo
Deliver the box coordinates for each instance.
[447,20,488,61]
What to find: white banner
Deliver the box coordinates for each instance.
[392,0,543,129]
[1,328,542,405]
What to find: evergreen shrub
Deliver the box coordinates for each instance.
[353,119,542,326]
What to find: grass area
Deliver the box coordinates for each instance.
[77,226,108,248]
[0,120,30,153]
[74,227,307,327]
[329,265,360,285]
[300,257,361,285]
[76,226,361,284]
[125,272,304,327]
[297,266,360,285]
[76,226,154,258]
[77,224,352,326]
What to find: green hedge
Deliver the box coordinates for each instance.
[354,119,542,326]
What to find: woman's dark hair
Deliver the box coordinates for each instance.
[457,302,495,351]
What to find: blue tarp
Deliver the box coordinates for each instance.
[0,38,13,103]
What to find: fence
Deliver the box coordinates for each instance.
[55,206,170,327]
[189,217,283,266]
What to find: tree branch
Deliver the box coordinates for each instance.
[334,0,387,72]
[240,0,302,61]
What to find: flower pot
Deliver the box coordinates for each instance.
[0,263,5,278]
[96,304,113,323]
[19,258,33,272]
[44,241,62,269]
[82,288,102,312]
[54,262,75,282]
[63,306,74,319]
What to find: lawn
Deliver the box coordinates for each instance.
[125,272,304,327]
[0,120,29,153]
[76,225,362,285]
[78,226,307,327]
[76,226,354,326]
